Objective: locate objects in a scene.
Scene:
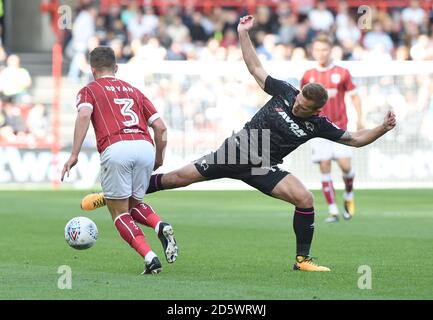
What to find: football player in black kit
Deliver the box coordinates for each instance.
[82,15,396,272]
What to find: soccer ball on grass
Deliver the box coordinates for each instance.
[64,217,98,250]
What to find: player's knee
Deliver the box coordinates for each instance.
[295,190,314,208]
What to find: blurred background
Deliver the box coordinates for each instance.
[1,0,433,189]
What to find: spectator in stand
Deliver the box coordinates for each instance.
[395,45,410,60]
[4,103,26,136]
[254,6,279,34]
[292,20,316,49]
[278,13,297,45]
[335,1,361,47]
[335,1,349,30]
[410,34,433,60]
[167,15,190,44]
[257,34,277,60]
[120,1,138,27]
[67,4,97,82]
[402,0,426,27]
[26,103,50,142]
[127,6,146,41]
[220,29,238,48]
[308,0,335,32]
[188,12,209,43]
[363,20,394,54]
[141,6,159,37]
[336,16,361,47]
[291,47,307,61]
[104,3,121,32]
[110,39,128,63]
[94,15,108,42]
[110,18,128,44]
[0,55,32,103]
[167,42,187,60]
[294,0,315,21]
[141,37,167,61]
[222,9,239,35]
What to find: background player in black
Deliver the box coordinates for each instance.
[83,15,397,272]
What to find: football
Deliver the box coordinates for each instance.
[64,217,98,250]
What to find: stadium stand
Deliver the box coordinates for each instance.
[1,0,433,187]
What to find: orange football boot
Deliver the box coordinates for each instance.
[81,192,106,211]
[293,256,331,272]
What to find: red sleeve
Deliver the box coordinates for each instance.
[141,93,160,125]
[343,69,356,92]
[76,87,95,112]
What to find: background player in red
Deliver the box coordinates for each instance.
[301,34,363,223]
[60,46,178,274]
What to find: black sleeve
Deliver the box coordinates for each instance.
[264,76,299,97]
[316,117,346,141]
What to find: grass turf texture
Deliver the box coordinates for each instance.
[0,189,432,300]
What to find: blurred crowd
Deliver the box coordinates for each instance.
[64,0,433,82]
[61,0,433,150]
[5,0,433,150]
[0,51,52,146]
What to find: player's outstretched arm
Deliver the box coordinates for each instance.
[238,15,269,90]
[337,110,396,148]
[61,107,92,181]
[151,118,167,171]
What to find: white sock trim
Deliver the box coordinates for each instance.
[329,203,339,215]
[321,173,332,182]
[343,169,355,179]
[344,192,354,200]
[154,221,161,233]
[144,251,157,264]
[114,212,130,224]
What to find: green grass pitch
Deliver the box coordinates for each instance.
[0,189,432,299]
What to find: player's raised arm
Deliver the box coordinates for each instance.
[238,15,269,90]
[337,111,396,147]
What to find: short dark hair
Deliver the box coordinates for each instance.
[89,46,116,71]
[302,83,328,108]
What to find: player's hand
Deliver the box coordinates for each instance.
[154,158,163,171]
[383,110,396,131]
[61,154,78,181]
[356,120,364,130]
[237,15,255,33]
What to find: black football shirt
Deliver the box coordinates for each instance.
[241,76,346,165]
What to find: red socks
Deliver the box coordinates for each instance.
[321,178,336,206]
[130,203,161,230]
[114,213,151,258]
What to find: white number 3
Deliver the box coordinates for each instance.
[114,98,139,127]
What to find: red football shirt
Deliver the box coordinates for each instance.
[301,64,355,130]
[75,76,159,153]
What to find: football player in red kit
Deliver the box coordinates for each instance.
[61,47,178,274]
[301,34,363,222]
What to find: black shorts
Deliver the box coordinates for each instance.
[194,139,290,196]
